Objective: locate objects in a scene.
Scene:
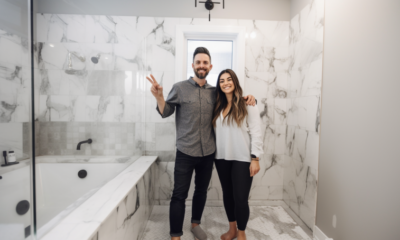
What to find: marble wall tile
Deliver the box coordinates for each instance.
[113,16,141,45]
[37,42,68,69]
[85,44,114,70]
[0,62,31,123]
[0,123,24,160]
[155,123,175,152]
[283,0,324,229]
[155,157,285,202]
[0,29,29,67]
[37,122,141,156]
[85,16,117,43]
[144,122,155,152]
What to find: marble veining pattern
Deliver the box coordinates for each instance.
[33,12,324,232]
[282,0,324,230]
[141,206,311,240]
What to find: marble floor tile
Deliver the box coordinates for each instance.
[141,206,311,240]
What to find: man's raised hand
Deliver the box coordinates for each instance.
[146,74,163,99]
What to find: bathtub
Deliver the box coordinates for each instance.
[40,156,157,240]
[0,162,33,240]
[35,155,139,238]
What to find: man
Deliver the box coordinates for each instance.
[146,47,255,240]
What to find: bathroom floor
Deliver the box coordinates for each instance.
[141,206,312,240]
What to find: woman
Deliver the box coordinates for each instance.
[212,69,263,240]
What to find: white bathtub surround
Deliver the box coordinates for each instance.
[142,205,312,240]
[283,0,325,230]
[35,155,137,163]
[35,156,138,236]
[0,165,32,239]
[40,156,157,240]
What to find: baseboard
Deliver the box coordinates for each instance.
[313,225,332,240]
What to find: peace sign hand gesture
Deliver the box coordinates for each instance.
[146,74,164,99]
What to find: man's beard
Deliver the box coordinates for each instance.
[194,68,209,79]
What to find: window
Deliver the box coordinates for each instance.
[186,40,233,86]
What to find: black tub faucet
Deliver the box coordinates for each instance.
[77,139,92,150]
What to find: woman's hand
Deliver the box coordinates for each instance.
[250,160,260,177]
[243,95,256,106]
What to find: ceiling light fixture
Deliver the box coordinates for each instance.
[195,0,225,21]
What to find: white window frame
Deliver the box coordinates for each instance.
[175,25,246,87]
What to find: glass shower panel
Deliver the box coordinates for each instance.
[0,0,35,239]
[32,10,148,237]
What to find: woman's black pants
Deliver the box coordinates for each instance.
[214,159,253,231]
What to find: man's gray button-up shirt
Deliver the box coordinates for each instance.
[156,77,216,157]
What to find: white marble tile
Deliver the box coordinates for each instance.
[39,69,69,95]
[0,29,24,66]
[37,14,50,42]
[306,95,320,132]
[85,44,114,70]
[249,185,283,200]
[113,16,142,44]
[251,154,285,189]
[67,70,89,96]
[300,0,325,44]
[37,42,68,70]
[47,95,72,121]
[98,208,117,240]
[144,122,156,151]
[274,125,286,155]
[0,66,30,123]
[156,162,174,200]
[63,43,87,71]
[123,95,142,123]
[114,44,140,71]
[85,16,117,43]
[274,98,287,125]
[243,20,289,47]
[0,123,23,159]
[155,123,176,151]
[65,15,86,43]
[42,14,86,43]
[70,96,86,122]
[283,158,317,230]
[38,95,50,121]
[287,97,307,128]
[305,131,319,170]
[85,96,101,122]
[142,206,311,240]
[300,58,323,97]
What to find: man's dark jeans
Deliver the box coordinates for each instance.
[169,150,215,237]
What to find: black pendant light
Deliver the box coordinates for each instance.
[195,0,225,21]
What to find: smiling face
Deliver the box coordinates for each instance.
[219,72,236,95]
[192,53,212,80]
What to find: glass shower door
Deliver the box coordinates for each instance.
[0,0,36,239]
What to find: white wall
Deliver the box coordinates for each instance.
[316,0,400,239]
[36,0,291,21]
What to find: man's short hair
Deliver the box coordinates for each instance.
[193,47,211,63]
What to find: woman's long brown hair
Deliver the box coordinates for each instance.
[212,69,248,127]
